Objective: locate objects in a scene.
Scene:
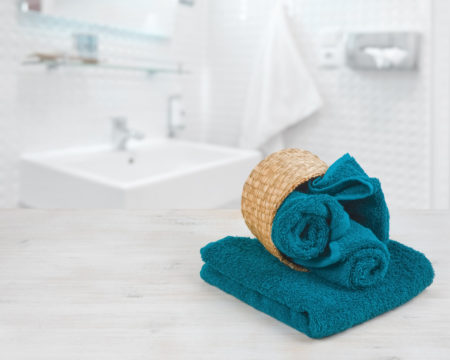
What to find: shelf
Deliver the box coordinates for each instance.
[22,53,189,75]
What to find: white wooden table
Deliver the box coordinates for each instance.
[0,209,448,359]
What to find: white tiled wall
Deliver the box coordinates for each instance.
[204,0,432,209]
[0,1,207,207]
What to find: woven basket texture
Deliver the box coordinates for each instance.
[241,148,328,271]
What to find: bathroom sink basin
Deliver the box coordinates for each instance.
[20,139,262,209]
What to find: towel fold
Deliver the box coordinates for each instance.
[272,191,390,288]
[200,236,434,338]
[308,153,390,243]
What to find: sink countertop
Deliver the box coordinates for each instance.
[0,209,448,359]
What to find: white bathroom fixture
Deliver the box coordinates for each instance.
[318,28,344,68]
[20,139,262,209]
[111,117,145,151]
[346,32,420,70]
[167,95,186,138]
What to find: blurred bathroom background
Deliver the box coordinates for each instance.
[0,0,448,210]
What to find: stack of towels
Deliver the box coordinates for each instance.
[200,154,434,338]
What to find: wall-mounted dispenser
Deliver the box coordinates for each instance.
[346,32,420,70]
[318,28,344,68]
[167,95,186,138]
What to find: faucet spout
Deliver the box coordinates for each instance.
[111,117,145,151]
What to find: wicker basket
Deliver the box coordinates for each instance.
[241,148,329,271]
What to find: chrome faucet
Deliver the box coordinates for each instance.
[111,117,145,151]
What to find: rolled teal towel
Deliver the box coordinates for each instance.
[308,153,390,243]
[271,192,350,262]
[272,191,390,288]
[200,236,434,339]
[309,221,390,289]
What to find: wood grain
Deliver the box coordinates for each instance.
[0,209,448,359]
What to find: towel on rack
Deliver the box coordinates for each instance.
[200,236,434,338]
[272,191,390,288]
[239,0,322,151]
[308,154,390,243]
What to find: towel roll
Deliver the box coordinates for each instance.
[272,191,390,289]
[272,191,350,263]
[308,153,390,243]
[310,221,390,289]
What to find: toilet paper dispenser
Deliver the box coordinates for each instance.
[346,32,420,70]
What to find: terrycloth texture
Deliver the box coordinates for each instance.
[239,0,322,150]
[272,191,390,288]
[272,192,350,263]
[308,153,390,243]
[200,237,434,339]
[307,221,390,288]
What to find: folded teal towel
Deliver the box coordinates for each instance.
[200,236,434,338]
[272,191,390,288]
[308,154,390,243]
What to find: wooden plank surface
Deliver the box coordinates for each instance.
[0,209,448,359]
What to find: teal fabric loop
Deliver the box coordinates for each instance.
[308,153,390,243]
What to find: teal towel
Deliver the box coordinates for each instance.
[272,191,390,289]
[308,154,390,243]
[272,192,349,262]
[200,237,434,339]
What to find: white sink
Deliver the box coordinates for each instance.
[20,139,262,209]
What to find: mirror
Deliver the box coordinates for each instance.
[19,0,178,38]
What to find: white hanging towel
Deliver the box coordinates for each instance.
[240,0,322,151]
